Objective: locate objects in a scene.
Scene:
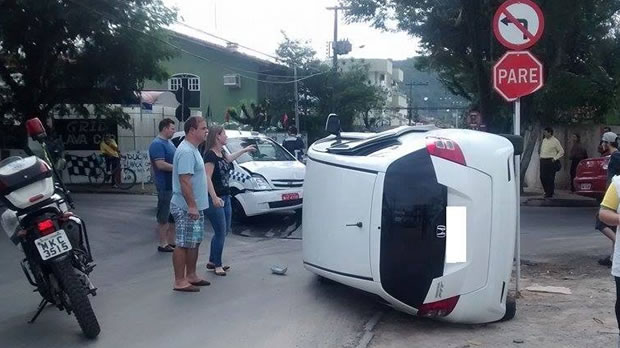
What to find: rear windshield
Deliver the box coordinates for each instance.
[227,137,295,163]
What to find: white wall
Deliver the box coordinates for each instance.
[524,125,612,190]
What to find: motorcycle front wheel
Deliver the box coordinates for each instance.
[52,258,100,339]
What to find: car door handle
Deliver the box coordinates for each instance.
[346,222,363,228]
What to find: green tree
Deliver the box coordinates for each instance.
[227,99,274,131]
[0,0,177,128]
[273,34,386,140]
[342,0,620,180]
[342,0,620,129]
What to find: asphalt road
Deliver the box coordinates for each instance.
[0,194,609,347]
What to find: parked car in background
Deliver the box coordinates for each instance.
[573,155,609,201]
[171,130,305,219]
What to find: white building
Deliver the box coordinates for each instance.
[341,58,409,128]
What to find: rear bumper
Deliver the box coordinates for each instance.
[235,188,303,216]
[573,175,606,200]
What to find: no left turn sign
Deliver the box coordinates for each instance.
[493,0,544,50]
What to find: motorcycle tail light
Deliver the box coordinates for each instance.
[37,219,55,236]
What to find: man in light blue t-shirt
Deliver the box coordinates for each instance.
[169,116,209,292]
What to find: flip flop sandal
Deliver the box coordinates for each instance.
[158,245,174,252]
[173,285,200,292]
[214,269,227,276]
[206,264,230,271]
[189,279,211,286]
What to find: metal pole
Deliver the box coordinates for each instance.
[332,8,338,70]
[133,112,137,151]
[514,98,521,294]
[294,65,300,131]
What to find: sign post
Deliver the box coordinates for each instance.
[493,0,544,294]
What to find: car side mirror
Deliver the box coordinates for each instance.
[325,114,341,137]
[500,134,524,156]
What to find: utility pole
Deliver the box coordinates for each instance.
[326,6,350,70]
[326,5,350,112]
[294,65,300,131]
[405,82,428,125]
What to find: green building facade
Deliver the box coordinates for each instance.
[144,32,285,124]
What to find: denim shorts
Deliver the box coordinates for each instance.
[156,190,174,224]
[170,203,204,248]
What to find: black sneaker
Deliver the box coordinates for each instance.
[158,245,174,253]
[598,256,612,267]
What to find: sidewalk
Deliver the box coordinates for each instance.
[521,188,599,207]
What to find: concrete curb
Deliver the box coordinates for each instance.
[521,198,599,207]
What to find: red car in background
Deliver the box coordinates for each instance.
[573,156,609,201]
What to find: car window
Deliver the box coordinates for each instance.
[227,137,295,163]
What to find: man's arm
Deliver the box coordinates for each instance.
[176,151,199,219]
[154,159,173,172]
[179,174,199,219]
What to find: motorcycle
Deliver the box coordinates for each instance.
[0,118,100,338]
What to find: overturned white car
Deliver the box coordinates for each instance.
[302,115,521,324]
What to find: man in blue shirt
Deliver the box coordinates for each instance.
[282,126,305,161]
[149,118,177,253]
[170,116,209,292]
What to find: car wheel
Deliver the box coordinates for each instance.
[317,275,336,285]
[231,196,248,222]
[499,295,516,322]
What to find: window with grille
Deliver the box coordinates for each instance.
[168,73,200,91]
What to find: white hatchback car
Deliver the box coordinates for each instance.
[303,115,521,324]
[171,130,305,218]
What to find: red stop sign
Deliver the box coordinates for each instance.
[493,51,544,101]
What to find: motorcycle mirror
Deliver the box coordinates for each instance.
[25,118,47,142]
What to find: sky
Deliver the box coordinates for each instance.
[163,0,421,62]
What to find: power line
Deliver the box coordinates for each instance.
[65,0,329,84]
[174,21,325,75]
[174,21,280,62]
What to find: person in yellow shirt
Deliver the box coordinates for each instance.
[539,127,564,198]
[100,134,121,187]
[598,180,620,348]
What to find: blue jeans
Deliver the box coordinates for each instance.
[205,195,231,267]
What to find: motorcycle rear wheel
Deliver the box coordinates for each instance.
[52,258,100,339]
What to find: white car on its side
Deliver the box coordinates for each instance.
[171,130,305,218]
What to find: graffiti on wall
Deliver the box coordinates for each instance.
[63,151,152,184]
[55,119,118,150]
[121,151,152,183]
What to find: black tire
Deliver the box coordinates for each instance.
[499,295,516,322]
[88,167,105,185]
[231,196,248,222]
[116,168,136,190]
[317,275,336,285]
[52,258,100,339]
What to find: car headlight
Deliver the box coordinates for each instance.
[249,174,271,191]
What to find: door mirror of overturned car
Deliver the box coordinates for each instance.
[325,114,341,137]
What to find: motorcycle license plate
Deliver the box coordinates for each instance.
[35,230,72,261]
